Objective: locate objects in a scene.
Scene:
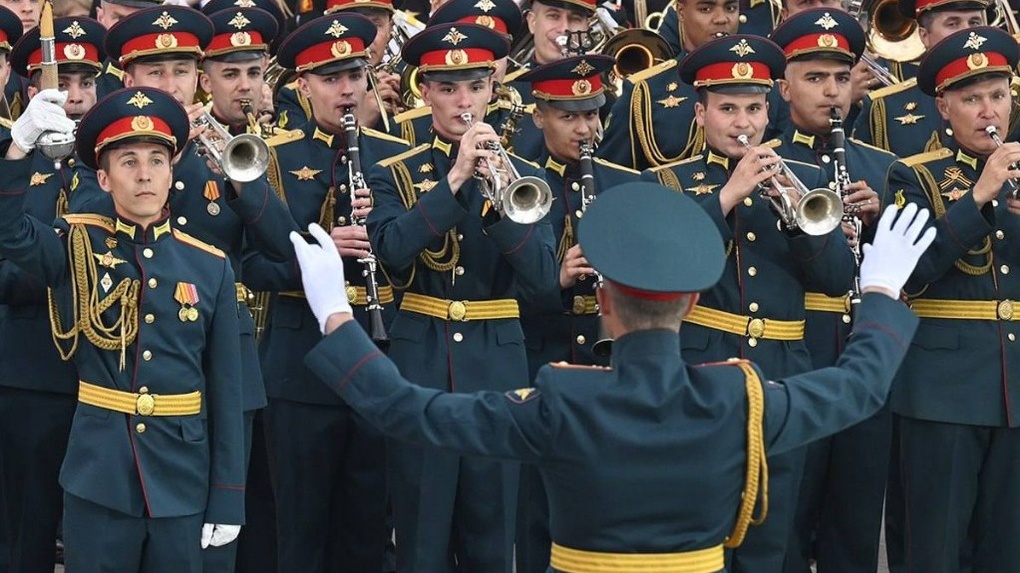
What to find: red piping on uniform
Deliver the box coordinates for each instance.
[501,223,533,255]
[416,201,443,238]
[131,242,153,513]
[337,350,383,392]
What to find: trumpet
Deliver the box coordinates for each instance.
[192,108,270,183]
[830,107,863,306]
[986,125,1020,199]
[736,134,843,236]
[240,98,277,139]
[460,112,553,224]
[860,53,900,86]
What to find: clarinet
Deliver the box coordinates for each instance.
[342,107,389,345]
[579,140,612,357]
[829,107,863,307]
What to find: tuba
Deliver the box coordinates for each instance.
[737,134,843,236]
[192,107,270,183]
[461,112,553,224]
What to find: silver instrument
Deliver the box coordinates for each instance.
[830,107,863,306]
[192,107,270,183]
[460,111,553,224]
[986,125,1020,199]
[736,134,843,236]
[860,53,900,86]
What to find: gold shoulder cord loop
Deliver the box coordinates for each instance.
[390,160,460,274]
[48,223,141,370]
[725,361,768,548]
[915,165,992,276]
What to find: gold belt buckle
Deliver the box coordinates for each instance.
[345,284,359,304]
[572,296,586,315]
[999,300,1014,320]
[448,300,467,321]
[747,318,765,338]
[136,393,155,416]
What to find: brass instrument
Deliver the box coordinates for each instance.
[192,107,271,183]
[342,107,389,345]
[591,7,674,81]
[855,0,925,63]
[830,107,863,306]
[240,98,277,138]
[860,53,900,86]
[736,134,843,236]
[460,111,553,224]
[989,0,1020,39]
[986,125,1020,199]
[495,83,525,149]
[36,0,75,166]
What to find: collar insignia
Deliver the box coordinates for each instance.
[792,130,816,148]
[706,150,730,170]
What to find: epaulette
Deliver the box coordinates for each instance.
[503,66,529,83]
[362,126,409,145]
[63,213,114,233]
[849,138,897,158]
[549,360,612,371]
[172,228,226,259]
[648,154,703,172]
[393,106,432,124]
[264,128,304,147]
[379,143,430,168]
[628,59,677,84]
[900,146,952,167]
[104,61,123,80]
[762,138,783,149]
[0,117,10,129]
[592,157,640,174]
[284,80,298,90]
[868,77,917,100]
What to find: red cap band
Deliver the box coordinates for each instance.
[532,75,604,100]
[27,42,101,69]
[456,15,508,34]
[206,31,267,55]
[935,51,1010,91]
[294,37,367,70]
[419,47,494,69]
[782,32,852,59]
[96,114,175,153]
[120,32,203,64]
[694,61,773,87]
[324,0,394,12]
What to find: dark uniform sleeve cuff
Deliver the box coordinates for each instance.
[306,320,386,398]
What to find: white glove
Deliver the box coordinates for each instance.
[11,89,75,153]
[859,202,936,296]
[201,523,241,548]
[289,223,353,333]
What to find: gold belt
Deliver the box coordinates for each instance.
[571,295,598,316]
[909,298,1020,321]
[401,292,519,321]
[78,381,202,417]
[804,292,852,314]
[280,285,395,306]
[235,282,253,304]
[550,543,724,573]
[686,305,805,341]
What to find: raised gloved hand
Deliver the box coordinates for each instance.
[859,203,936,297]
[11,89,75,153]
[289,223,353,333]
[201,523,241,548]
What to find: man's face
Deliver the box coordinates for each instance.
[779,59,851,135]
[298,66,367,132]
[200,57,267,127]
[420,75,493,140]
[695,90,770,157]
[98,142,172,226]
[677,0,739,51]
[0,0,38,32]
[533,103,600,163]
[919,9,987,47]
[0,55,10,93]
[28,71,97,119]
[96,0,137,29]
[782,0,843,19]
[526,2,590,64]
[362,10,392,67]
[124,59,199,105]
[936,76,1011,156]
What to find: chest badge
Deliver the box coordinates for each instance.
[657,94,687,108]
[685,183,719,195]
[100,272,113,293]
[414,179,437,193]
[418,163,434,174]
[290,166,323,181]
[94,251,126,269]
[30,172,54,186]
[938,166,973,201]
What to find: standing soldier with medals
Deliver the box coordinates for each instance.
[245,12,410,573]
[366,21,557,573]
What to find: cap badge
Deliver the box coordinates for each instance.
[131,115,154,131]
[127,91,154,109]
[234,0,256,7]
[730,38,755,58]
[156,33,178,49]
[325,20,349,38]
[230,32,252,46]
[444,49,467,65]
[331,40,352,57]
[63,43,86,60]
[475,0,496,11]
[814,12,838,30]
[964,32,987,50]
[443,27,468,46]
[731,61,753,79]
[152,11,179,30]
[817,34,837,48]
[967,52,989,70]
[63,21,87,39]
[228,12,251,29]
[571,78,592,95]
[475,15,495,28]
[572,59,596,76]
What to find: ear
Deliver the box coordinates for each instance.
[595,283,612,317]
[419,81,432,106]
[531,105,545,129]
[694,101,705,128]
[917,26,929,49]
[297,75,311,99]
[123,73,134,88]
[26,84,38,100]
[777,78,791,103]
[680,292,700,319]
[96,168,111,193]
[199,71,212,94]
[935,94,949,120]
[525,9,536,34]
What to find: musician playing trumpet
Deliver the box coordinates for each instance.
[241,12,411,573]
[641,34,855,573]
[365,22,557,573]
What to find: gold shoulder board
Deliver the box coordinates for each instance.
[362,126,410,145]
[549,361,613,371]
[849,138,898,158]
[264,129,304,147]
[503,67,529,83]
[629,59,678,84]
[63,213,115,233]
[393,106,433,124]
[649,154,704,172]
[172,229,226,259]
[901,146,952,167]
[592,157,640,174]
[869,77,918,100]
[379,143,430,168]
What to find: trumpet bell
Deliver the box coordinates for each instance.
[503,176,554,224]
[864,0,925,62]
[221,134,270,183]
[796,187,844,236]
[399,65,424,109]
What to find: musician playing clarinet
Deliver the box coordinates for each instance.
[241,12,410,573]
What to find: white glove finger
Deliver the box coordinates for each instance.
[36,88,67,107]
[889,202,918,236]
[903,207,932,244]
[913,226,937,253]
[861,242,873,260]
[201,523,214,549]
[874,204,900,235]
[209,524,241,547]
[307,223,334,253]
[38,115,76,134]
[289,231,314,269]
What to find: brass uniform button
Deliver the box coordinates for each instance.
[136,423,146,434]
[571,182,580,192]
[821,155,831,164]
[452,332,464,342]
[1010,333,1016,342]
[576,335,586,345]
[747,338,758,348]
[748,302,759,313]
[174,181,185,191]
[337,216,347,225]
[747,266,758,277]
[145,314,155,324]
[997,230,1005,240]
[143,248,153,259]
[746,232,756,242]
[842,314,852,324]
[993,199,1000,208]
[177,217,187,226]
[455,266,465,276]
[138,386,148,394]
[142,350,152,361]
[148,278,158,289]
[1001,265,1010,275]
[743,197,754,207]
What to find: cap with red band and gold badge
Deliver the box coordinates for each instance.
[204,7,278,62]
[531,0,596,17]
[76,87,191,170]
[277,12,377,75]
[678,34,785,94]
[429,0,522,40]
[324,0,394,15]
[770,8,865,64]
[0,6,22,54]
[402,22,509,82]
[518,54,613,111]
[105,5,214,67]
[899,0,989,19]
[918,26,1019,96]
[10,16,104,78]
